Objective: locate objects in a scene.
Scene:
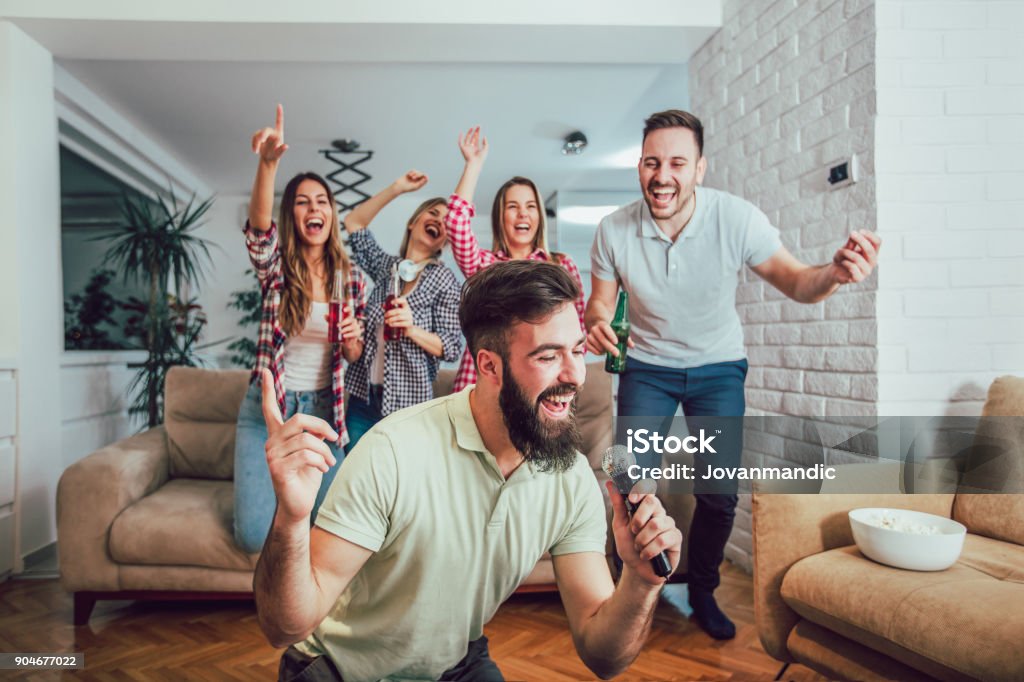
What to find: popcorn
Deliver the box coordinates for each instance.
[867,511,940,536]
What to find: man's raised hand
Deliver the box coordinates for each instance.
[261,368,338,523]
[831,229,881,284]
[251,104,289,163]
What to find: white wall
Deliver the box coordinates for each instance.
[691,0,879,421]
[60,352,145,470]
[0,21,65,561]
[689,0,878,571]
[550,190,641,301]
[875,0,1024,415]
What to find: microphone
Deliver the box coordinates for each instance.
[601,445,673,579]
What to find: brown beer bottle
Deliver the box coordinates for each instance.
[605,290,630,374]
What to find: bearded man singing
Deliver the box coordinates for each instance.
[254,260,683,682]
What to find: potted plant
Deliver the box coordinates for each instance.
[97,188,215,427]
[226,268,261,369]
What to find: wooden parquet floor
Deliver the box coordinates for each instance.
[0,564,825,681]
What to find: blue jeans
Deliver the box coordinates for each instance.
[345,384,384,453]
[617,357,748,593]
[233,382,345,553]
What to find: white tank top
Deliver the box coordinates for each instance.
[283,301,332,391]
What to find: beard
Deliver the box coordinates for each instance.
[499,366,581,474]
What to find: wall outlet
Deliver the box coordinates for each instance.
[826,154,858,190]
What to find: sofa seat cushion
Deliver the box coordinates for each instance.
[109,479,257,571]
[780,535,1024,682]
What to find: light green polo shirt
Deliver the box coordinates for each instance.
[296,386,607,682]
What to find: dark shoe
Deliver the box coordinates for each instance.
[688,588,736,640]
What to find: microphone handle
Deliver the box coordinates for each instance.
[625,498,673,578]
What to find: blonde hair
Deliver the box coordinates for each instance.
[277,172,352,337]
[398,197,447,259]
[490,176,557,261]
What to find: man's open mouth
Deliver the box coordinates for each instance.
[649,186,677,208]
[539,393,575,418]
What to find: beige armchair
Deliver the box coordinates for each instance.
[752,376,1024,681]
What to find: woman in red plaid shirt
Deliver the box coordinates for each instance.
[444,127,586,392]
[233,105,368,553]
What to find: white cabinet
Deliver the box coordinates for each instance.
[0,365,16,578]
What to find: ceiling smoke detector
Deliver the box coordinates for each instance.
[562,131,588,155]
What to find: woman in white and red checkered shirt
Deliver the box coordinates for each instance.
[444,127,586,392]
[233,105,368,554]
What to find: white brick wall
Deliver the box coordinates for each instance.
[687,0,1024,573]
[876,0,1024,415]
[689,0,878,570]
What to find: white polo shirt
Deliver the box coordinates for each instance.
[591,186,781,369]
[298,386,607,682]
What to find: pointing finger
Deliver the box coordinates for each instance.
[260,368,284,432]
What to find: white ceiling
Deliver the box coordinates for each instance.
[9,7,719,206]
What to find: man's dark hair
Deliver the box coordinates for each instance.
[642,109,704,156]
[459,260,580,362]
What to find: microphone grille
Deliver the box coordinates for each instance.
[601,444,632,477]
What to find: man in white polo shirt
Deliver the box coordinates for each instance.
[254,260,683,681]
[585,109,880,640]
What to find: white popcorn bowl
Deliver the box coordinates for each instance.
[848,508,967,571]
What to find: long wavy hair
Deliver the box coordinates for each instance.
[277,172,351,337]
[490,176,559,262]
[398,197,447,259]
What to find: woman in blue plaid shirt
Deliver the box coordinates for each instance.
[233,105,368,553]
[342,169,465,451]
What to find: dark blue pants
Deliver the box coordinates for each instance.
[345,384,384,453]
[617,357,748,593]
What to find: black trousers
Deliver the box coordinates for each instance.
[278,636,503,682]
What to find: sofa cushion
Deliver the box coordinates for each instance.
[953,495,1024,547]
[109,479,257,571]
[164,366,250,480]
[780,535,1024,681]
[954,376,1024,544]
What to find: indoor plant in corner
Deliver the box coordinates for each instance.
[98,188,215,428]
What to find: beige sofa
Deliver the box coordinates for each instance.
[59,363,692,624]
[753,376,1024,681]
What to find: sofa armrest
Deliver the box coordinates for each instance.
[57,426,171,592]
[752,491,955,661]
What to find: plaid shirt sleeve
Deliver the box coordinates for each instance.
[431,268,465,363]
[557,254,587,334]
[243,220,282,287]
[348,229,393,287]
[445,193,497,277]
[347,266,368,320]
